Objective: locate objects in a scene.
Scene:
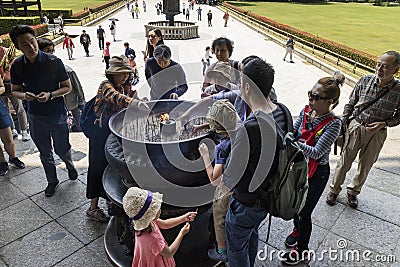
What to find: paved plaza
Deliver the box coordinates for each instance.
[0,1,399,266]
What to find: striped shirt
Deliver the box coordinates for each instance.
[343,75,400,127]
[294,109,342,165]
[94,80,138,127]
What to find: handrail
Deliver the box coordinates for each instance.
[222,4,375,76]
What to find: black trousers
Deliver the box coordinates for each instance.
[294,164,330,250]
[83,43,89,55]
[98,37,104,50]
[86,124,110,199]
[28,113,74,184]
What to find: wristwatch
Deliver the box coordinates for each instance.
[49,92,55,99]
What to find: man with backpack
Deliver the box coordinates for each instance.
[9,25,78,197]
[223,58,290,266]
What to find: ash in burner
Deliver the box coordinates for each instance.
[121,113,209,142]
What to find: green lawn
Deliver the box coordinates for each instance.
[227,1,400,56]
[37,0,111,13]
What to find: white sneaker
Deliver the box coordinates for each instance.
[11,129,18,139]
[21,130,31,141]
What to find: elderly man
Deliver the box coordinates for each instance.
[327,51,400,208]
[145,44,188,100]
[9,25,78,197]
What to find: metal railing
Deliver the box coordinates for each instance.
[222,4,375,78]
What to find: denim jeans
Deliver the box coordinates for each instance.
[226,197,267,267]
[294,164,330,250]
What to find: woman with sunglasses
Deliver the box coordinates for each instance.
[281,71,345,265]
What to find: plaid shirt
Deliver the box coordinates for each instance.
[94,80,138,127]
[343,75,400,127]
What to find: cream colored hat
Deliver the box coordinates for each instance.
[206,99,238,133]
[207,62,232,81]
[123,187,163,231]
[105,55,134,74]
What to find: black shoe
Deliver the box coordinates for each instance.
[290,60,295,63]
[9,157,25,169]
[68,168,78,180]
[285,228,299,248]
[347,193,358,208]
[45,181,59,197]
[0,162,9,175]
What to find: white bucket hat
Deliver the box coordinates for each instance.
[123,187,163,230]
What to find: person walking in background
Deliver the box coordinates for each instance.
[202,46,212,76]
[123,187,197,267]
[134,6,140,19]
[283,36,295,63]
[207,10,213,27]
[97,25,106,50]
[10,25,78,197]
[79,30,91,57]
[186,7,190,20]
[62,33,75,60]
[57,13,64,33]
[0,75,25,175]
[282,72,344,265]
[197,6,202,21]
[143,0,147,12]
[183,1,186,15]
[110,21,116,42]
[103,42,111,69]
[223,11,229,27]
[327,51,400,209]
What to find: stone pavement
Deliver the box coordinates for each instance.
[1,1,399,266]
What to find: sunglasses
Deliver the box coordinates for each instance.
[148,34,157,38]
[308,91,330,101]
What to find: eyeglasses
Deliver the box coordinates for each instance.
[308,91,330,101]
[148,34,157,38]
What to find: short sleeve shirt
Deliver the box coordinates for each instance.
[215,136,231,165]
[10,51,69,115]
[132,221,175,267]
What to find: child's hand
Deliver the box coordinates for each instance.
[198,143,209,157]
[179,222,190,236]
[184,211,197,222]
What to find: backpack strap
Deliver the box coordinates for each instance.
[274,102,293,148]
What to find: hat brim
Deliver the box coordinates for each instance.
[105,67,134,74]
[207,70,231,81]
[132,192,163,231]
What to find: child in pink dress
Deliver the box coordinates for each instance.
[123,187,197,267]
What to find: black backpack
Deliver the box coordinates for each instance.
[258,103,309,242]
